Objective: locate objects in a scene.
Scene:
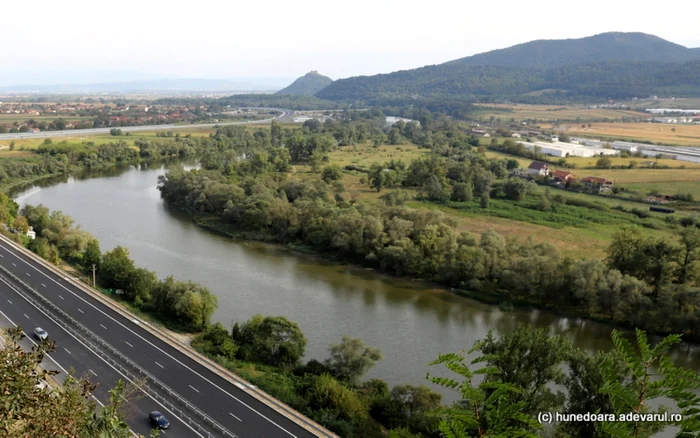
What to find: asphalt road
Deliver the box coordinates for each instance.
[0,277,200,438]
[0,108,292,140]
[0,237,321,438]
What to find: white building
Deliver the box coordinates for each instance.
[611,141,641,153]
[518,141,619,158]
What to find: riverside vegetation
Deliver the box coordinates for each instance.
[0,110,699,436]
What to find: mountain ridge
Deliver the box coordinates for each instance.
[316,32,700,103]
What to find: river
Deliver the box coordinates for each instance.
[11,164,700,404]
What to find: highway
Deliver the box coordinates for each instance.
[0,277,200,438]
[0,108,293,140]
[0,234,326,438]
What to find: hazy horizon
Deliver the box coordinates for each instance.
[2,0,699,88]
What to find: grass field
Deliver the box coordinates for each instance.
[582,168,700,198]
[552,122,700,146]
[328,143,428,168]
[472,103,648,122]
[315,144,685,258]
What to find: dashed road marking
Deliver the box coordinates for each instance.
[64,348,72,355]
[89,369,97,376]
[78,308,84,313]
[41,283,46,288]
[155,361,164,369]
[26,272,30,277]
[124,341,133,348]
[6,300,11,304]
[189,385,200,393]
[11,262,16,266]
[229,412,242,421]
[23,314,28,319]
[100,324,107,329]
[58,295,64,300]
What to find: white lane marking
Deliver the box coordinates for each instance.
[124,341,133,348]
[0,276,204,438]
[23,313,29,319]
[0,253,3,257]
[100,324,107,329]
[155,361,164,369]
[6,299,11,304]
[189,385,200,393]
[229,412,242,421]
[26,272,30,277]
[41,283,46,288]
[0,307,107,409]
[78,308,84,314]
[64,348,72,355]
[89,369,97,376]
[11,262,16,266]
[0,242,295,437]
[58,295,64,300]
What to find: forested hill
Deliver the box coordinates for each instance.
[447,32,699,69]
[276,71,333,95]
[316,32,700,103]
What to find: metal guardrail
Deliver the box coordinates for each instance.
[0,264,237,438]
[0,233,338,438]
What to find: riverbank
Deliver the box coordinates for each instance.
[190,212,700,344]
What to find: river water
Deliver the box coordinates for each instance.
[12,164,700,403]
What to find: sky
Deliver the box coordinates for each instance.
[2,0,699,87]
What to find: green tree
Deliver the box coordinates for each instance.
[480,190,490,208]
[235,314,307,368]
[478,328,570,415]
[101,246,136,291]
[451,182,474,202]
[596,156,613,169]
[191,322,238,360]
[675,227,700,285]
[325,336,382,384]
[83,238,102,271]
[369,163,387,192]
[503,179,529,201]
[424,175,450,202]
[321,165,344,183]
[13,215,30,234]
[151,276,218,331]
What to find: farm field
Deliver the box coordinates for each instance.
[472,103,647,122]
[583,168,700,198]
[552,122,700,146]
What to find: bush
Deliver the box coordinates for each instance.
[191,322,238,360]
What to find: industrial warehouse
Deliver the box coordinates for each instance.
[516,140,620,158]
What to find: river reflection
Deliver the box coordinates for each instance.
[12,164,700,402]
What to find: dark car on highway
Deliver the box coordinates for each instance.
[149,411,170,429]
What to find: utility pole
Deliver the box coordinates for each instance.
[92,264,96,287]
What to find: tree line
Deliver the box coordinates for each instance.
[15,204,217,332]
